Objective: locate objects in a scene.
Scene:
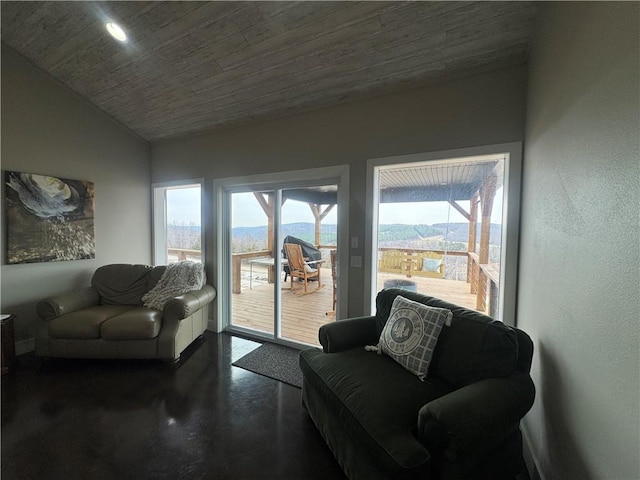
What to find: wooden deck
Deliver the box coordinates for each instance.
[230,266,479,347]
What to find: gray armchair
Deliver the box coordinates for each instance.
[300,288,535,480]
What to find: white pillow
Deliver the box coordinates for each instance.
[378,295,452,380]
[422,258,442,272]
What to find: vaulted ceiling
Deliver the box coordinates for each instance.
[1,1,536,142]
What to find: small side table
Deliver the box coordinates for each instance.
[1,314,16,374]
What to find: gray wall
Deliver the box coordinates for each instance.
[0,46,152,349]
[152,65,527,316]
[520,3,639,479]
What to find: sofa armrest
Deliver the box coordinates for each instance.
[318,315,378,353]
[163,284,216,321]
[36,287,101,320]
[416,371,535,464]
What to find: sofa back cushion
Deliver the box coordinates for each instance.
[92,264,154,306]
[148,265,166,291]
[376,288,519,388]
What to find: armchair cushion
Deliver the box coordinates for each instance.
[377,289,518,388]
[300,347,454,477]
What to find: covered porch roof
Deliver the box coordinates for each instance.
[281,154,504,205]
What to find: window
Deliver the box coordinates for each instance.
[366,144,522,325]
[153,181,203,265]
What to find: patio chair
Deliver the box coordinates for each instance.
[283,243,324,295]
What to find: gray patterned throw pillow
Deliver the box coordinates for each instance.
[378,295,452,381]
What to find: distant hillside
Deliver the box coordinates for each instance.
[432,223,502,244]
[169,222,501,252]
[230,222,336,252]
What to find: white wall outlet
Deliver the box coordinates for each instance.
[350,256,362,268]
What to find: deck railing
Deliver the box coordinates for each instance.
[467,252,500,318]
[170,245,500,317]
[231,245,337,294]
[167,248,202,262]
[379,247,499,317]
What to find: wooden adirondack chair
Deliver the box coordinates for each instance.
[283,243,324,295]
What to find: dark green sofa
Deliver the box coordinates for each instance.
[299,288,535,480]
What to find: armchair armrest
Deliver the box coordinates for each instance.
[416,371,535,464]
[36,287,100,320]
[318,315,378,353]
[163,284,216,321]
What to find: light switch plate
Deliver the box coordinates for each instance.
[350,256,362,268]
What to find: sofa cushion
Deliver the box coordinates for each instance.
[92,264,154,306]
[376,289,518,387]
[100,308,162,340]
[48,305,133,339]
[300,347,454,476]
[148,265,166,291]
[378,295,452,380]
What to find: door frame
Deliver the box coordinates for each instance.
[212,165,350,339]
[364,142,522,326]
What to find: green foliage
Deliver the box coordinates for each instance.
[378,224,444,242]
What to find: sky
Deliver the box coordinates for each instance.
[166,187,201,226]
[166,188,504,227]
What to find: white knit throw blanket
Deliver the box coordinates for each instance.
[142,261,205,310]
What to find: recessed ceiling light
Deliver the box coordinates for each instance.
[106,22,127,42]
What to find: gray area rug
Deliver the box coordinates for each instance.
[232,342,305,388]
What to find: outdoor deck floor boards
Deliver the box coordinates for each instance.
[231,267,479,346]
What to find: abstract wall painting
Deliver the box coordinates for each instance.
[5,171,95,264]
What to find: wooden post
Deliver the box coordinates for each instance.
[479,175,497,265]
[476,270,487,311]
[476,175,497,313]
[469,194,479,254]
[253,193,275,254]
[467,194,479,284]
[310,204,321,246]
[308,203,335,247]
[232,255,242,294]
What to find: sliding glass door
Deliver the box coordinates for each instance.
[230,191,276,337]
[216,167,348,347]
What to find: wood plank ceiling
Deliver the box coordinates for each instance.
[1,1,536,142]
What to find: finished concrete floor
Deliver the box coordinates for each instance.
[1,332,346,480]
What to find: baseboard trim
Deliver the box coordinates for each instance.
[16,337,35,355]
[522,426,544,480]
